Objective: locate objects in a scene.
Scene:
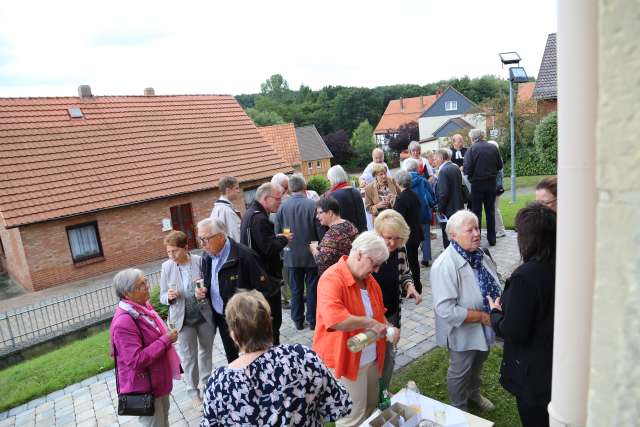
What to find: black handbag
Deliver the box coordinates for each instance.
[113,317,155,417]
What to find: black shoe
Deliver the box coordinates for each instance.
[295,321,304,331]
[489,241,496,247]
[421,260,431,267]
[309,323,315,331]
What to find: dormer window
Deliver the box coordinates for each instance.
[445,101,458,111]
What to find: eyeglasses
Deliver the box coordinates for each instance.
[199,233,221,244]
[132,279,149,291]
[541,198,557,207]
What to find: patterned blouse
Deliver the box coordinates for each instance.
[314,220,359,276]
[200,344,352,427]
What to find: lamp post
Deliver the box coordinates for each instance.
[499,52,528,203]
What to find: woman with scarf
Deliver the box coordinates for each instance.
[364,163,400,221]
[110,268,181,427]
[430,210,502,413]
[327,165,367,233]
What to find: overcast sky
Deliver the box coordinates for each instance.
[0,0,557,97]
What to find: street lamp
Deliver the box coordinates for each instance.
[499,52,528,203]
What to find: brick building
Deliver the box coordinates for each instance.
[533,33,558,117]
[0,87,291,291]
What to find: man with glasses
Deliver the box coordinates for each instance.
[195,218,270,362]
[535,176,557,212]
[240,182,293,345]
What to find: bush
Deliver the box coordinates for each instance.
[533,111,558,166]
[149,285,168,320]
[307,175,331,195]
[502,111,558,177]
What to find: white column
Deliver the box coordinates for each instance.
[548,0,597,426]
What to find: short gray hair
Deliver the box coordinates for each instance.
[404,158,419,172]
[469,129,485,142]
[255,182,282,202]
[288,174,306,193]
[271,173,289,188]
[197,217,227,235]
[435,148,452,161]
[350,231,389,265]
[113,268,145,299]
[395,170,412,188]
[408,141,421,152]
[445,210,478,239]
[327,165,349,186]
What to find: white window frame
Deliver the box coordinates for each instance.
[445,100,458,111]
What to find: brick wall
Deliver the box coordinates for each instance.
[537,99,558,117]
[0,224,33,290]
[301,158,331,179]
[10,184,257,292]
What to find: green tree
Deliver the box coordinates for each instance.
[349,120,376,168]
[533,111,558,166]
[260,74,290,99]
[246,108,285,126]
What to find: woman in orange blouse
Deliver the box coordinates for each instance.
[313,231,400,427]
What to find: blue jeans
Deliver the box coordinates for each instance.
[287,267,319,326]
[422,222,432,262]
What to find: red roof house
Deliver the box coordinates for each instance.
[374,95,438,146]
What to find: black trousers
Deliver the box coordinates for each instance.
[405,240,422,294]
[266,289,282,345]
[441,222,450,249]
[212,311,239,363]
[470,180,497,245]
[516,397,550,427]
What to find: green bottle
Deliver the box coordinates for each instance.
[377,378,391,411]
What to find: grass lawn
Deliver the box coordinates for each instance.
[0,330,113,412]
[390,347,521,427]
[502,174,552,192]
[480,193,536,230]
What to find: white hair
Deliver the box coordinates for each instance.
[408,141,421,152]
[271,173,289,187]
[395,170,412,188]
[197,217,227,235]
[445,210,478,239]
[404,158,419,172]
[327,165,349,186]
[469,129,485,142]
[350,231,389,264]
[113,268,145,299]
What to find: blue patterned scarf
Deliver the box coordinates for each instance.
[450,240,501,312]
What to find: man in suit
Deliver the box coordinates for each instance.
[463,129,503,246]
[195,218,270,362]
[434,148,466,248]
[240,182,292,345]
[275,175,325,330]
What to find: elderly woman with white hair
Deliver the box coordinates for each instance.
[430,210,502,412]
[110,268,181,426]
[401,141,434,179]
[313,231,400,427]
[404,158,437,267]
[327,165,367,233]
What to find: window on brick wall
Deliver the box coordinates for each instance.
[308,161,313,170]
[66,221,104,262]
[316,160,321,168]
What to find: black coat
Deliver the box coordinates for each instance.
[451,147,467,167]
[491,260,555,405]
[330,187,367,233]
[463,140,503,183]
[393,188,423,247]
[436,161,466,218]
[240,201,288,279]
[201,238,270,314]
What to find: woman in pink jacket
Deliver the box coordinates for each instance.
[110,268,181,427]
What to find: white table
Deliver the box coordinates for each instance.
[360,388,494,427]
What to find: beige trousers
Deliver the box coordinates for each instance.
[137,394,170,427]
[335,362,379,427]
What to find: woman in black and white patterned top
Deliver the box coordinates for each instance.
[200,290,352,427]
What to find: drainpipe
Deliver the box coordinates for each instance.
[548,0,597,426]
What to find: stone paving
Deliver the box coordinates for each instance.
[0,229,520,426]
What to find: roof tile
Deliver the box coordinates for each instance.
[374,95,437,134]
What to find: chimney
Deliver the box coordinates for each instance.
[400,98,404,112]
[78,85,93,98]
[420,96,424,110]
[144,87,155,96]
[435,89,442,99]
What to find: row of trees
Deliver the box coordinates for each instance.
[236,74,513,169]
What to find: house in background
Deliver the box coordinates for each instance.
[417,86,487,151]
[374,95,437,149]
[259,123,333,179]
[517,81,538,116]
[0,86,291,291]
[533,33,557,117]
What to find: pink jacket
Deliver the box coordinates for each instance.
[110,307,174,397]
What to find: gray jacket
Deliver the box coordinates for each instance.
[159,254,214,332]
[430,245,501,352]
[275,193,325,268]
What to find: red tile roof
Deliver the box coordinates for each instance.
[374,95,437,134]
[257,123,301,166]
[0,95,292,228]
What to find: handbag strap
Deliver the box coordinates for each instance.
[112,312,154,394]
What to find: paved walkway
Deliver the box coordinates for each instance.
[0,230,520,427]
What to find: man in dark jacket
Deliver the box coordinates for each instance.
[434,148,466,248]
[240,182,292,345]
[463,129,503,246]
[195,218,271,362]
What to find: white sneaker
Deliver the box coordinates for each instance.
[496,231,506,238]
[469,395,495,411]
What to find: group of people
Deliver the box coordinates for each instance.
[108,127,559,427]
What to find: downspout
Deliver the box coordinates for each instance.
[548,0,597,426]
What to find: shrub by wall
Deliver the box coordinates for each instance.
[149,285,168,320]
[307,175,331,195]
